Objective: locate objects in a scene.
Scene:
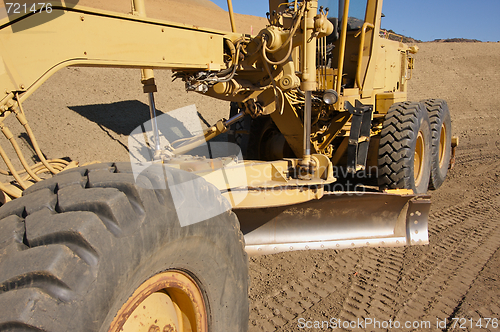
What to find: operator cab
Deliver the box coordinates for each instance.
[319,0,368,42]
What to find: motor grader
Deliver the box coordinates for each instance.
[0,0,454,330]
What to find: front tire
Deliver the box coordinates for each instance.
[378,102,432,194]
[0,163,249,331]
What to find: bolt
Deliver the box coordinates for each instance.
[80,16,85,21]
[148,325,160,332]
[19,84,25,90]
[163,324,176,332]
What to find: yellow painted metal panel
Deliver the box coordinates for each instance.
[0,5,227,103]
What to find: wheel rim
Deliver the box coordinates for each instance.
[438,122,447,168]
[109,270,207,332]
[414,131,425,186]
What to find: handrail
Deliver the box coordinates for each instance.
[354,22,375,90]
[335,0,350,97]
[227,0,237,33]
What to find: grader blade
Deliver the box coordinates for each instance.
[237,192,430,256]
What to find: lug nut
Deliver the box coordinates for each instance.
[148,325,160,332]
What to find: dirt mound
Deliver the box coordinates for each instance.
[433,38,483,43]
[174,0,223,11]
[78,0,267,33]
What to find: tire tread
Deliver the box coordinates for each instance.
[378,102,431,193]
[0,163,249,331]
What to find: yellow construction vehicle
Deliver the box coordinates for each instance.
[0,0,454,330]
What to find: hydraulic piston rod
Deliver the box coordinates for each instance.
[302,91,312,162]
[147,91,162,152]
[299,0,318,172]
[133,0,162,153]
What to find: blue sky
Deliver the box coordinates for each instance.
[210,0,500,42]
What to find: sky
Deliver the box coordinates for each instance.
[210,0,500,42]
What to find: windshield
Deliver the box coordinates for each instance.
[318,0,367,21]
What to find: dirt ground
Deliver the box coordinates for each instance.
[3,0,500,331]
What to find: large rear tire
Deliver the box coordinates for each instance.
[378,102,432,194]
[422,99,452,190]
[0,163,249,331]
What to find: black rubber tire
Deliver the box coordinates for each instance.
[378,101,432,194]
[228,102,252,158]
[0,162,249,331]
[228,103,293,161]
[422,99,452,190]
[246,115,279,161]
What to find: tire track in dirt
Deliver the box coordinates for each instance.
[448,246,500,332]
[391,193,500,330]
[454,144,500,166]
[248,248,362,331]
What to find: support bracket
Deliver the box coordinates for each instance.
[345,100,373,174]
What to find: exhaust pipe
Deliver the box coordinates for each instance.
[236,192,430,256]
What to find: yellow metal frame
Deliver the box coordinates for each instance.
[0,2,234,109]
